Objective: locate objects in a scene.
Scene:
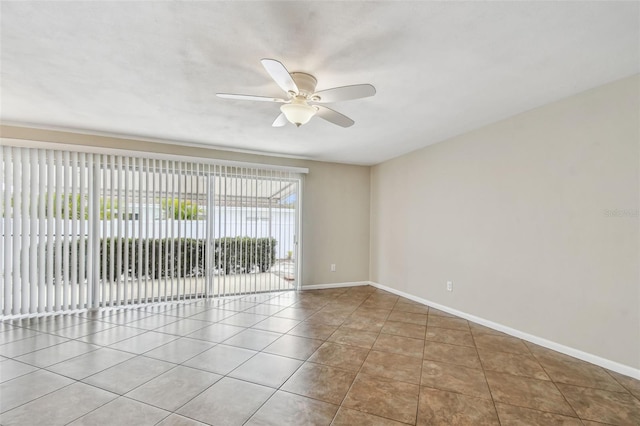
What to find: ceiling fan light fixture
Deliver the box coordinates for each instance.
[280,98,316,127]
[218,59,375,128]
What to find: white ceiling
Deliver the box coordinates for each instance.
[1,2,638,165]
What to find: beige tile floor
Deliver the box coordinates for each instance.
[0,285,638,425]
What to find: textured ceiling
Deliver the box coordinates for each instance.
[1,1,638,165]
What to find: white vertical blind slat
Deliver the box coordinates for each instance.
[46,151,55,311]
[269,168,275,293]
[189,164,194,298]
[222,165,228,296]
[104,155,111,307]
[12,147,21,314]
[86,154,95,309]
[197,163,203,298]
[102,157,108,306]
[143,157,150,303]
[176,160,182,300]
[78,152,86,309]
[20,149,29,314]
[163,160,169,302]
[150,158,156,303]
[283,172,287,291]
[235,167,240,294]
[208,164,215,297]
[136,157,143,304]
[238,167,243,295]
[170,160,176,300]
[115,155,123,306]
[253,168,258,294]
[214,166,218,296]
[70,151,78,310]
[28,150,38,312]
[53,150,64,312]
[187,164,192,299]
[61,151,70,310]
[2,147,11,315]
[11,148,22,315]
[123,156,130,305]
[36,151,46,311]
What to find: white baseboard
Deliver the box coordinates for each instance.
[366,281,640,380]
[300,281,369,291]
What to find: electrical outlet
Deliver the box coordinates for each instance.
[447,281,453,292]
[330,264,336,272]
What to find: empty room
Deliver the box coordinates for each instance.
[0,1,638,425]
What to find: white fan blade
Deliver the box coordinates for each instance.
[217,93,285,102]
[261,58,299,94]
[312,84,376,103]
[272,113,288,127]
[315,105,354,128]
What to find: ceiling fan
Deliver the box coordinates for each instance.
[217,59,376,128]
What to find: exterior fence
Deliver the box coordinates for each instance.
[0,208,296,260]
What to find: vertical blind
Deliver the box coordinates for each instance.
[0,145,301,317]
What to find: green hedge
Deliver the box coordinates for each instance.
[44,237,277,281]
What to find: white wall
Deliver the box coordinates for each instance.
[370,75,640,369]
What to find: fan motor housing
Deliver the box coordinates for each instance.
[290,72,317,97]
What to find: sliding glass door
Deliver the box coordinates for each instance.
[0,145,302,317]
[206,169,300,297]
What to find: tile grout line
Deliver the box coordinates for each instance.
[152,290,347,425]
[62,297,266,426]
[236,289,352,425]
[472,326,506,426]
[0,294,280,421]
[488,332,583,422]
[601,366,640,404]
[129,316,274,415]
[525,342,596,422]
[327,290,420,426]
[327,290,377,425]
